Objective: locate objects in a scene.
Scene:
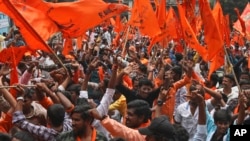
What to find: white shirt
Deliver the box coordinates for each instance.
[217,86,239,104]
[79,88,115,140]
[174,100,213,141]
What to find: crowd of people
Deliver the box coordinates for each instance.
[0,20,249,141]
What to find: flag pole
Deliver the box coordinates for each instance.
[121,25,131,58]
[223,46,241,92]
[4,0,68,74]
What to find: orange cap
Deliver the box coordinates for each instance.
[65,55,75,61]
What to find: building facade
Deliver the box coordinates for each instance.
[0,12,10,35]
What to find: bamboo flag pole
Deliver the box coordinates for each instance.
[0,85,36,89]
[121,26,131,58]
[223,46,241,92]
[4,0,68,73]
[223,45,247,108]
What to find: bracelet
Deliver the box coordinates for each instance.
[157,99,164,106]
[16,97,24,101]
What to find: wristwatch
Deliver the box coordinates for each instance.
[157,99,164,106]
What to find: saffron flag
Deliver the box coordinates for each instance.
[234,3,250,40]
[0,46,29,97]
[177,4,207,60]
[13,0,129,38]
[148,7,177,54]
[199,0,224,61]
[208,49,224,80]
[224,15,231,47]
[212,1,224,43]
[157,0,166,29]
[0,0,52,52]
[62,38,73,56]
[46,0,129,38]
[183,0,197,34]
[129,0,161,37]
[234,8,247,36]
[11,2,59,41]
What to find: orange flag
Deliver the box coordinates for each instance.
[129,0,161,37]
[0,46,28,97]
[177,4,207,60]
[233,3,250,40]
[157,0,166,29]
[0,1,52,52]
[208,49,224,80]
[234,8,246,36]
[12,2,59,41]
[148,7,177,54]
[15,0,129,38]
[47,0,129,38]
[114,15,123,33]
[199,0,224,61]
[62,38,73,56]
[224,15,231,47]
[212,1,224,42]
[183,0,197,34]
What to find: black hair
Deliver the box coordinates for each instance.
[171,66,182,78]
[23,88,35,99]
[66,84,81,96]
[139,64,148,74]
[12,131,35,141]
[0,132,11,141]
[175,53,183,62]
[173,124,189,141]
[239,71,250,80]
[213,109,232,123]
[239,79,250,86]
[71,104,94,124]
[89,89,103,100]
[127,100,151,122]
[109,137,126,141]
[210,72,219,86]
[223,74,235,83]
[61,90,73,103]
[75,98,89,106]
[47,104,65,127]
[13,30,20,35]
[138,78,153,88]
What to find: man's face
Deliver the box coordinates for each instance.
[164,70,174,80]
[125,108,143,128]
[138,85,152,99]
[222,77,232,88]
[71,113,89,136]
[23,97,32,111]
[239,74,250,82]
[215,121,230,135]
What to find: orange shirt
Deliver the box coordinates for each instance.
[152,76,190,123]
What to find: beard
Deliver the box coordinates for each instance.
[73,125,87,136]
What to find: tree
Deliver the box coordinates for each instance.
[220,0,249,29]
